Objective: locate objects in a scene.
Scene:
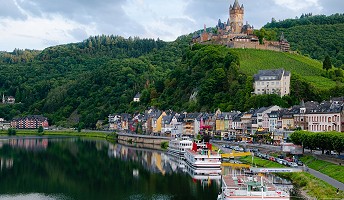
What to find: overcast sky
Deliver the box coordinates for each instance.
[0,0,343,51]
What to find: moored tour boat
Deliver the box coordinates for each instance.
[184,142,221,170]
[217,174,290,200]
[167,136,193,158]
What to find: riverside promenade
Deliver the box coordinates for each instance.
[306,167,344,191]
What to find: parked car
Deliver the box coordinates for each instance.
[269,156,276,162]
[285,157,293,162]
[251,148,259,153]
[297,161,304,166]
[282,160,288,166]
[263,154,269,160]
[275,158,283,165]
[289,162,298,168]
[232,146,239,150]
[259,154,267,159]
[325,150,338,155]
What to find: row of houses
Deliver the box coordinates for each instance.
[109,97,344,142]
[0,115,49,130]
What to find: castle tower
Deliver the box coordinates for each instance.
[229,0,244,34]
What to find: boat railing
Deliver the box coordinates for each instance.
[221,186,289,197]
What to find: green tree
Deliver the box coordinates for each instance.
[7,128,16,136]
[323,55,332,71]
[77,123,84,132]
[38,126,44,134]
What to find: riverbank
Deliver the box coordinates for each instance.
[240,156,344,199]
[301,155,344,184]
[0,130,117,140]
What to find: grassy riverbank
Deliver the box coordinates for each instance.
[301,155,344,184]
[240,156,284,168]
[240,156,344,199]
[0,130,117,140]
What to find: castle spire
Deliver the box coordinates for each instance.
[233,0,240,8]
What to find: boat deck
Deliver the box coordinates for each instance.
[186,149,221,156]
[223,175,279,191]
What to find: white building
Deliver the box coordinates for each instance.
[133,93,141,102]
[267,111,279,132]
[0,118,11,130]
[253,69,291,97]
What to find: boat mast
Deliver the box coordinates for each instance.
[261,176,264,199]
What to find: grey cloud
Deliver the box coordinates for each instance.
[184,0,343,30]
[0,0,27,19]
[68,28,88,40]
[16,0,146,38]
[43,39,60,47]
[318,0,344,15]
[163,16,195,29]
[184,0,228,25]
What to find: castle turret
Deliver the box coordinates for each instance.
[279,32,290,52]
[229,0,244,34]
[233,0,240,8]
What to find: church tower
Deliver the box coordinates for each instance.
[229,0,244,34]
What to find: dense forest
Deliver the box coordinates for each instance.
[262,14,344,68]
[0,35,187,127]
[1,14,344,128]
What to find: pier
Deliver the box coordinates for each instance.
[117,133,170,145]
[221,151,252,159]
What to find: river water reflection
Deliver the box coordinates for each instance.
[0,137,220,200]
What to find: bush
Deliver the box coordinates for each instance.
[7,128,16,136]
[38,126,44,134]
[160,141,169,150]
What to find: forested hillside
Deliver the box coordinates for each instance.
[263,14,344,68]
[0,35,188,127]
[0,33,343,128]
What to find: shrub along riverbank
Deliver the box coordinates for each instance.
[240,156,344,199]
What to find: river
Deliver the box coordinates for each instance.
[0,137,220,200]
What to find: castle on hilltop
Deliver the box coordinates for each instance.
[192,0,290,52]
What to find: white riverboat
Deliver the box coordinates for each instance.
[167,137,193,158]
[217,174,290,200]
[184,142,221,170]
[185,161,221,180]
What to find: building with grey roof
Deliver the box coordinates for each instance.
[253,69,291,97]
